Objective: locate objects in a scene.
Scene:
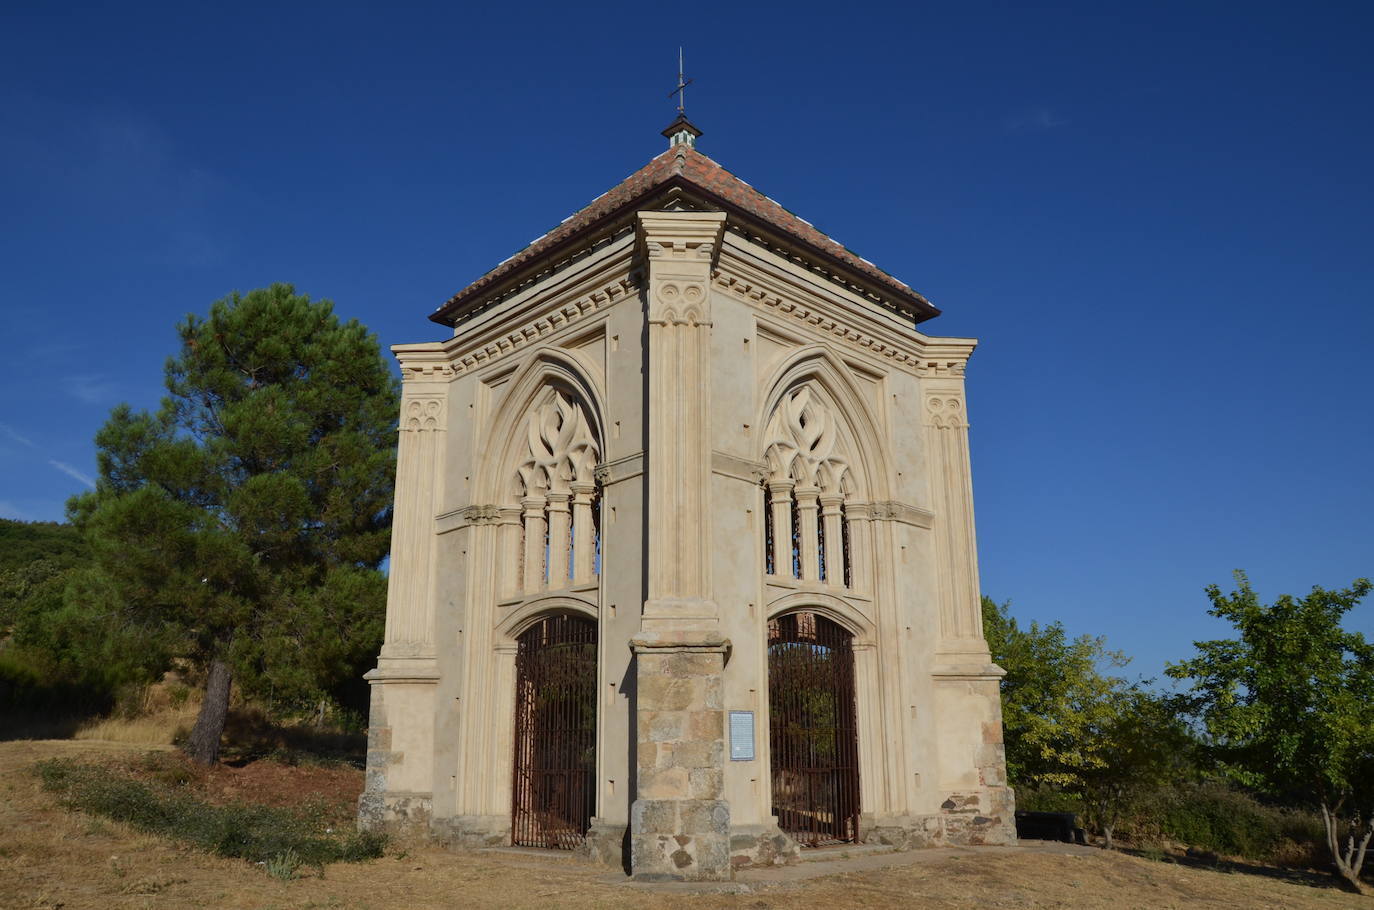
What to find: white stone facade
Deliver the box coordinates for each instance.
[360,139,1014,880]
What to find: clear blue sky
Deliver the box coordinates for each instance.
[2,1,1370,679]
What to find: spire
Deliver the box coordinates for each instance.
[663,47,702,149]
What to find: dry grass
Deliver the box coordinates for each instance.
[0,739,1366,910]
[71,681,200,746]
[72,710,195,746]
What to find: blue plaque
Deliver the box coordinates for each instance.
[729,710,755,761]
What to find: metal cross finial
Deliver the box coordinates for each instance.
[669,47,693,115]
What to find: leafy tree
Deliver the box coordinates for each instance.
[983,596,1197,847]
[1167,572,1374,893]
[1076,686,1192,849]
[68,284,399,764]
[0,519,86,573]
[982,596,1128,788]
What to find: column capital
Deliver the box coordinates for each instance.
[635,211,727,264]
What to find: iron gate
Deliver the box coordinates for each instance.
[767,611,861,846]
[511,614,597,849]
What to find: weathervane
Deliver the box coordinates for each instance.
[662,48,702,148]
[669,47,692,116]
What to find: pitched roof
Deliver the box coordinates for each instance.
[431,144,938,326]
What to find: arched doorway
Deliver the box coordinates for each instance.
[511,613,598,848]
[767,611,861,846]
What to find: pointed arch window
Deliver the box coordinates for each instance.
[762,387,859,589]
[499,389,602,596]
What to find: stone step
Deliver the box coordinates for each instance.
[796,843,898,863]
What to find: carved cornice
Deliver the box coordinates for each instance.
[397,272,640,383]
[713,253,976,378]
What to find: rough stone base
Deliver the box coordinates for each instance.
[868,815,943,850]
[357,791,432,836]
[429,814,511,848]
[580,820,629,870]
[864,787,1017,850]
[630,798,731,881]
[940,786,1017,846]
[728,824,800,869]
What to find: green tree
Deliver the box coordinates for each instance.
[68,284,399,765]
[1,520,163,717]
[982,596,1128,789]
[1076,686,1192,849]
[1167,572,1374,893]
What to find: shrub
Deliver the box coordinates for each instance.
[265,848,303,881]
[36,758,384,869]
[1155,781,1324,864]
[1015,784,1085,815]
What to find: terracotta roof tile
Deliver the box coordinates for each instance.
[432,145,935,326]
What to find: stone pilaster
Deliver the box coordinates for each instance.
[923,376,1014,846]
[923,386,985,658]
[361,346,450,832]
[380,350,450,659]
[637,210,726,632]
[630,210,732,881]
[629,635,731,881]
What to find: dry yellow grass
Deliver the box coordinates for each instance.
[70,680,200,746]
[0,739,1366,910]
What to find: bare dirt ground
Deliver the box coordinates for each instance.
[0,739,1365,910]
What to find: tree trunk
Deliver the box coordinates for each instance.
[1102,825,1114,851]
[184,658,232,766]
[1321,801,1372,895]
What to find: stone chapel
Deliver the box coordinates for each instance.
[359,116,1015,881]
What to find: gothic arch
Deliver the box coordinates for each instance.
[477,350,607,503]
[757,347,891,589]
[764,591,875,646]
[478,351,606,599]
[756,346,892,502]
[496,594,600,643]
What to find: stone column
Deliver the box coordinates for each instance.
[496,507,522,599]
[545,490,571,588]
[630,210,733,881]
[794,485,820,581]
[767,480,794,577]
[570,481,596,584]
[845,501,873,594]
[819,492,845,586]
[520,494,546,592]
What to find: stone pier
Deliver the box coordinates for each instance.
[629,633,731,881]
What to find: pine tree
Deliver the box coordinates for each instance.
[68,284,399,764]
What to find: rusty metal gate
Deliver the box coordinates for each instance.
[511,614,597,849]
[767,611,861,846]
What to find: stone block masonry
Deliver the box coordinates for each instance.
[629,635,732,881]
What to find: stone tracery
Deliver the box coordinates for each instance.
[500,388,602,595]
[762,386,859,588]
